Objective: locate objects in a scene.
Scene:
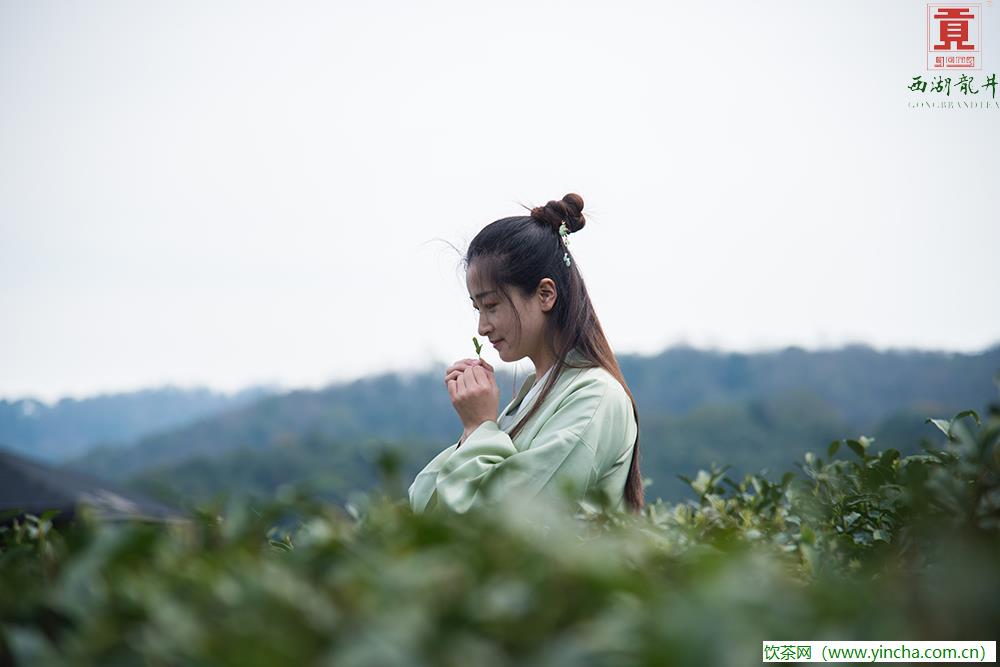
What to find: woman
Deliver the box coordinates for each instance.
[408,193,643,516]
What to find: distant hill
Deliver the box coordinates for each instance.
[73,373,468,480]
[68,343,1000,502]
[0,386,275,462]
[121,386,975,506]
[615,342,999,428]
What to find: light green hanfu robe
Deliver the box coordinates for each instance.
[408,349,638,515]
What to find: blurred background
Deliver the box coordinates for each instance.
[2,0,997,508]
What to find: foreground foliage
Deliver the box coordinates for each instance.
[2,393,998,666]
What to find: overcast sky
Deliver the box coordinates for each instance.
[2,0,998,403]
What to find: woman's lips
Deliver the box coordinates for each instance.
[493,339,504,348]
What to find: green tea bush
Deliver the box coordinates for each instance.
[2,395,998,666]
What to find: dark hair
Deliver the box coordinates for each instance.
[462,193,644,513]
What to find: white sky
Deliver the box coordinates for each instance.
[2,0,998,403]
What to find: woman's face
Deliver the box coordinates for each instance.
[467,264,555,364]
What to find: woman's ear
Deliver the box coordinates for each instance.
[537,278,557,312]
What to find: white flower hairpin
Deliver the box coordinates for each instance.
[559,221,571,267]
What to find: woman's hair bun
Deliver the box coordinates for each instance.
[529,193,586,234]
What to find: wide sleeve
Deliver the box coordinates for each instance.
[408,441,460,513]
[432,377,612,514]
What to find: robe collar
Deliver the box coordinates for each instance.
[503,347,589,417]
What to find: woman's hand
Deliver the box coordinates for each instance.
[444,358,494,385]
[444,358,499,436]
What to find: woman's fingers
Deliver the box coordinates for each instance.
[444,359,477,386]
[471,365,489,385]
[444,360,469,376]
[445,367,472,384]
[444,358,495,389]
[461,365,494,391]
